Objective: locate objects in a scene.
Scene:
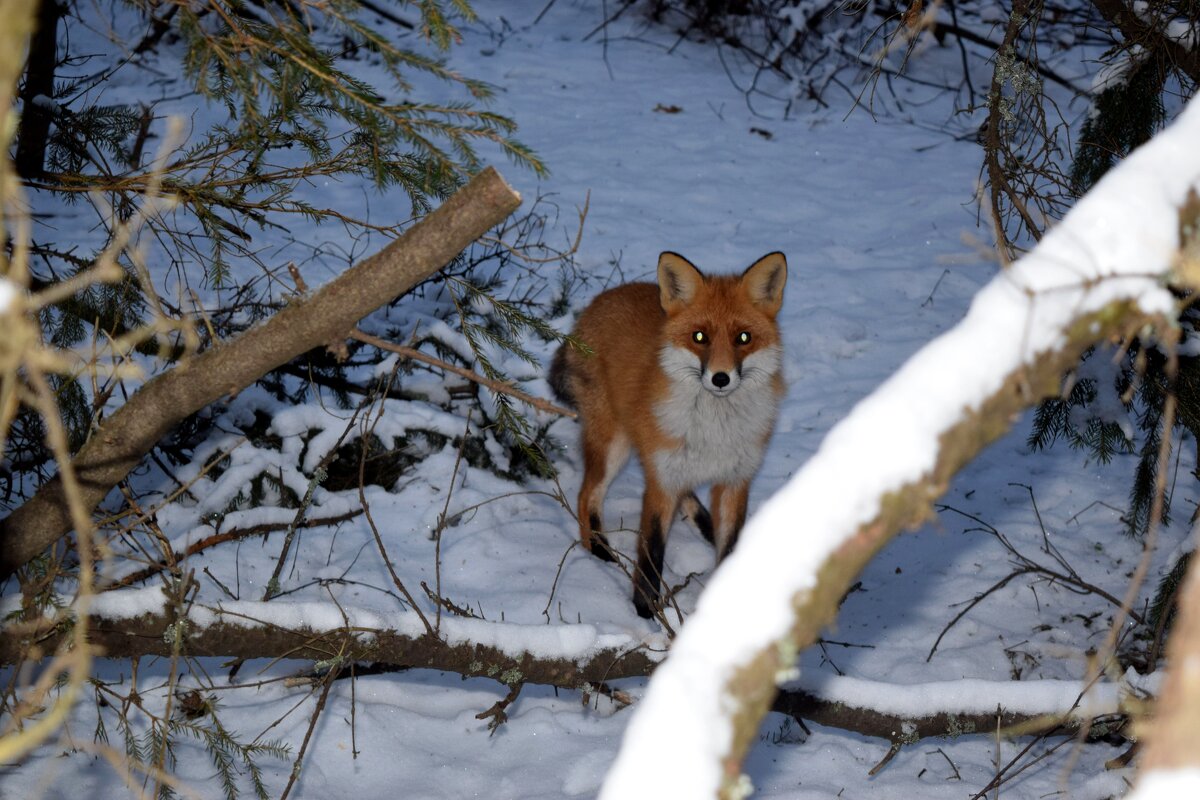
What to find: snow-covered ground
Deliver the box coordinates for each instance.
[4,2,1195,798]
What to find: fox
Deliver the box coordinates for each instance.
[549,251,787,618]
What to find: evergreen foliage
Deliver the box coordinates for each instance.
[1010,1,1198,645]
[5,0,558,493]
[1027,313,1200,539]
[93,686,290,800]
[1028,306,1200,654]
[1149,550,1190,634]
[1070,56,1167,196]
[1026,367,1135,466]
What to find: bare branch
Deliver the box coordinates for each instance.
[0,167,522,578]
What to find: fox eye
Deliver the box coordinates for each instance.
[692,331,707,344]
[737,331,752,345]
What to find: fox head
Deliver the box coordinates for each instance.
[657,251,787,397]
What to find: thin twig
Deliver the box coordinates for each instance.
[1059,343,1179,781]
[927,568,1035,661]
[868,741,902,776]
[278,659,341,800]
[350,328,576,418]
[357,368,435,639]
[264,412,360,600]
[475,681,523,735]
[434,410,473,635]
[109,510,364,589]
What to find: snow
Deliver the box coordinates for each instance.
[87,585,171,619]
[5,2,1200,799]
[1126,769,1200,800]
[602,94,1200,798]
[795,674,1122,719]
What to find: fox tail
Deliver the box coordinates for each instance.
[547,344,577,409]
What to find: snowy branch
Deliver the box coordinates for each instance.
[772,680,1126,744]
[1090,0,1200,85]
[600,98,1200,799]
[0,167,522,579]
[0,595,1137,745]
[0,595,659,688]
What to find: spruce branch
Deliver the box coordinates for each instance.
[0,167,522,578]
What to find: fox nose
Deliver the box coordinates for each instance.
[711,372,730,388]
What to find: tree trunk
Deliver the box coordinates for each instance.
[14,0,63,178]
[0,167,521,578]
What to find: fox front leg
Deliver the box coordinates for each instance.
[632,481,680,619]
[709,481,750,562]
[576,426,630,563]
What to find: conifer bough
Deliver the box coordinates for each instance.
[0,167,522,579]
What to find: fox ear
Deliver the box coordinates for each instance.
[742,251,787,316]
[658,252,704,313]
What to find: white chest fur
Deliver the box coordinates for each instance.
[651,345,781,492]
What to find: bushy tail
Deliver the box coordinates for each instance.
[547,344,576,409]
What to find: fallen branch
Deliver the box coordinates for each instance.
[0,167,522,579]
[349,328,576,418]
[106,510,364,589]
[0,602,1136,744]
[771,680,1125,744]
[0,604,659,688]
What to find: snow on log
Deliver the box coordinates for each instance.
[0,590,660,687]
[0,589,1146,744]
[600,97,1200,799]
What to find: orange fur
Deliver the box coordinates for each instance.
[550,252,787,618]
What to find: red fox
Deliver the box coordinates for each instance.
[549,251,787,618]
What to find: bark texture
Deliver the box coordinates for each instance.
[13,0,62,177]
[0,605,1119,743]
[4,607,657,688]
[0,167,521,578]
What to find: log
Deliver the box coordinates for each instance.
[0,167,521,578]
[0,603,1127,744]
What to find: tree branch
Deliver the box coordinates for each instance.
[771,690,1121,746]
[600,97,1200,799]
[0,603,1130,745]
[0,167,522,579]
[106,510,365,589]
[1090,0,1200,86]
[1,605,659,689]
[349,328,576,418]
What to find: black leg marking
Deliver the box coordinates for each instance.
[683,492,714,545]
[588,513,617,562]
[633,517,667,619]
[591,535,617,563]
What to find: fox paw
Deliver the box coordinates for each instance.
[587,534,617,563]
[633,594,656,619]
